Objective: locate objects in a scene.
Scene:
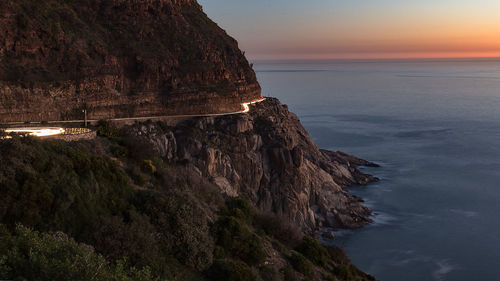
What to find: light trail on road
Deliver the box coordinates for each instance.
[1,97,267,138]
[4,127,66,137]
[240,97,266,113]
[1,97,267,126]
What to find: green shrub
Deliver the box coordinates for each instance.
[207,259,255,281]
[326,245,350,265]
[95,120,120,141]
[133,191,215,271]
[212,217,266,266]
[236,233,266,265]
[223,198,254,223]
[289,253,312,276]
[295,236,329,267]
[335,264,377,281]
[0,225,156,281]
[212,199,266,266]
[334,264,354,281]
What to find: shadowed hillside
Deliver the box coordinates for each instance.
[0,0,260,122]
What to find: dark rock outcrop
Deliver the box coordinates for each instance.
[0,0,260,122]
[125,98,378,231]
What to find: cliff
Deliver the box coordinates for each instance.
[125,98,378,231]
[0,0,260,122]
[0,1,380,279]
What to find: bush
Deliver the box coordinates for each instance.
[295,236,329,267]
[133,191,215,271]
[254,212,303,248]
[335,264,376,281]
[95,120,120,141]
[91,211,160,268]
[212,216,265,266]
[212,199,266,266]
[334,264,355,281]
[0,138,133,236]
[207,259,255,281]
[223,198,254,223]
[325,245,350,265]
[289,253,312,276]
[0,225,156,281]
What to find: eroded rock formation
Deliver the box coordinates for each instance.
[125,98,378,231]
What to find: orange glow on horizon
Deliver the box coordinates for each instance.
[250,52,500,61]
[245,36,500,60]
[200,0,500,61]
[247,38,500,60]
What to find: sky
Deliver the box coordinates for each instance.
[198,0,500,60]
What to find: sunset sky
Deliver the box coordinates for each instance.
[198,0,500,60]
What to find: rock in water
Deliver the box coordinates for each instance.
[322,231,336,240]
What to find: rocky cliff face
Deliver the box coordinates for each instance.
[125,98,378,232]
[0,0,260,122]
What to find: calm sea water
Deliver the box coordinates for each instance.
[254,59,500,281]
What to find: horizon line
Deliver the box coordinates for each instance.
[249,56,500,62]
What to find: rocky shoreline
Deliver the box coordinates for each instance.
[124,97,378,233]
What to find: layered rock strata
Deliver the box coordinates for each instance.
[0,0,260,122]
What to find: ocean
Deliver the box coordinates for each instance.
[254,58,500,281]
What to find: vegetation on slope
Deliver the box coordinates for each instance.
[0,225,155,281]
[0,123,375,281]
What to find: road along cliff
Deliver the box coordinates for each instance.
[124,98,379,232]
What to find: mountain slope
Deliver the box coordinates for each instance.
[0,0,260,122]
